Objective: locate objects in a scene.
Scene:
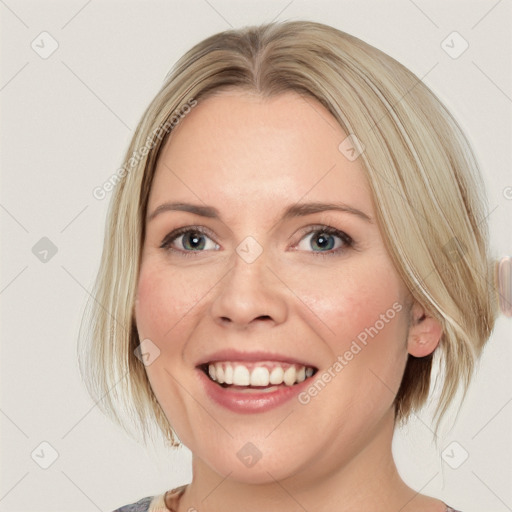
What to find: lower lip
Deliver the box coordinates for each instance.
[197,369,313,413]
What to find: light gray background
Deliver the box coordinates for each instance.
[1,1,511,511]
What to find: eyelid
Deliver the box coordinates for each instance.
[293,224,352,241]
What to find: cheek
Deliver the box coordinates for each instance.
[331,276,408,403]
[295,257,410,407]
[305,279,409,423]
[133,262,205,431]
[134,262,204,343]
[297,259,406,347]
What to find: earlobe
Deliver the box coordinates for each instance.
[407,302,443,357]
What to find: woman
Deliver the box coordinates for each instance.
[79,20,508,512]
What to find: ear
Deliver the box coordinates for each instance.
[407,301,443,357]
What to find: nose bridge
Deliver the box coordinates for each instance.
[210,246,288,326]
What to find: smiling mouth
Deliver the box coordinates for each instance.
[199,361,318,389]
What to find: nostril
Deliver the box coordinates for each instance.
[220,315,271,322]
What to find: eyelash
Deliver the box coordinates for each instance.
[159,225,355,257]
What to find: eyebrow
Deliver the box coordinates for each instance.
[147,201,373,224]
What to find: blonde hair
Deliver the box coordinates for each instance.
[79,20,499,445]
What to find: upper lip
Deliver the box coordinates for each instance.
[195,349,318,368]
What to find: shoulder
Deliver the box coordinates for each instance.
[112,486,185,512]
[112,495,155,512]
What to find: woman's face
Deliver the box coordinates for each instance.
[135,90,413,483]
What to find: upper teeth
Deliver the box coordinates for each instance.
[207,362,314,387]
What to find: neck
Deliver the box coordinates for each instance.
[178,410,424,512]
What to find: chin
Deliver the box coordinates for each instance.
[190,436,311,485]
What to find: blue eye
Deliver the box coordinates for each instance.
[160,225,353,257]
[161,228,219,252]
[296,227,352,254]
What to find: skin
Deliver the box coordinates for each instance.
[134,90,445,512]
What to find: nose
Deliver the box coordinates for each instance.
[209,252,288,329]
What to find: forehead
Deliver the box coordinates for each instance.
[149,90,373,220]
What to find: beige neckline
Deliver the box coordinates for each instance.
[148,485,187,512]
